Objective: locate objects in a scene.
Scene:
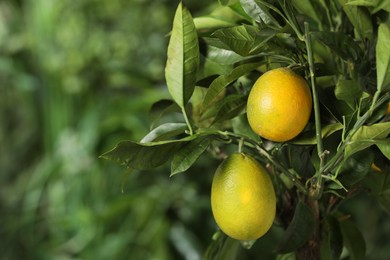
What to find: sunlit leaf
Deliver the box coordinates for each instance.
[171,136,211,176]
[276,201,316,253]
[339,218,366,260]
[165,2,199,108]
[194,17,236,31]
[206,45,246,65]
[346,0,390,13]
[345,122,390,158]
[376,139,390,160]
[202,62,262,108]
[376,23,390,92]
[140,123,188,143]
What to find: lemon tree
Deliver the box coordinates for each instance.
[102,1,390,259]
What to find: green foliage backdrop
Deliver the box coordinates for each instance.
[1,0,390,259]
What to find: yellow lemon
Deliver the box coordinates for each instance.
[211,153,276,241]
[247,68,312,142]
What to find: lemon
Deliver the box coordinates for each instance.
[211,153,276,241]
[247,67,312,142]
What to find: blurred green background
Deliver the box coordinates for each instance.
[0,0,217,259]
[1,0,390,259]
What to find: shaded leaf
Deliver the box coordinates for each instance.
[100,135,202,170]
[338,0,373,39]
[345,122,390,158]
[204,232,240,260]
[212,25,277,56]
[339,218,366,260]
[276,201,316,253]
[171,136,211,176]
[211,94,247,125]
[240,0,281,27]
[165,2,199,108]
[320,216,343,260]
[376,23,390,92]
[335,79,362,108]
[202,62,262,108]
[232,114,261,142]
[291,0,325,28]
[141,123,188,143]
[206,45,246,65]
[364,169,390,214]
[292,123,343,145]
[149,99,181,129]
[313,32,363,61]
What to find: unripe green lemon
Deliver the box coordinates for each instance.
[211,153,276,241]
[247,67,312,142]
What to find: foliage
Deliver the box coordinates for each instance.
[102,0,390,259]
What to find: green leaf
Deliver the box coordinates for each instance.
[376,23,390,92]
[240,0,281,27]
[140,123,188,143]
[100,135,201,170]
[165,2,199,108]
[276,201,316,253]
[335,79,362,108]
[212,25,277,56]
[202,62,262,108]
[232,114,261,142]
[376,139,390,160]
[292,123,343,145]
[170,136,211,176]
[313,32,363,61]
[339,218,366,260]
[194,17,236,31]
[346,0,390,13]
[291,0,325,29]
[204,232,240,260]
[206,45,246,65]
[148,99,182,129]
[320,216,343,260]
[338,0,373,39]
[211,94,247,125]
[345,122,390,159]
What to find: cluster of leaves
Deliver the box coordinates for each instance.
[102,0,390,258]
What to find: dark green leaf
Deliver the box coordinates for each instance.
[291,0,326,28]
[165,2,199,108]
[335,79,362,109]
[206,45,246,65]
[276,201,316,253]
[100,135,201,170]
[339,218,366,260]
[376,23,390,92]
[149,99,181,129]
[320,216,343,260]
[313,32,363,61]
[171,136,211,176]
[140,123,188,143]
[338,0,373,39]
[204,232,240,260]
[211,94,247,125]
[240,0,281,27]
[202,62,262,108]
[338,149,374,188]
[212,25,277,56]
[364,169,390,214]
[345,122,390,159]
[292,123,343,145]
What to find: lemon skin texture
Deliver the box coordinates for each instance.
[211,153,276,241]
[247,68,312,142]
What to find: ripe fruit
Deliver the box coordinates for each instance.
[211,153,276,241]
[247,67,312,142]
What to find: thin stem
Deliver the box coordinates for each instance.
[182,107,193,135]
[218,131,307,194]
[304,22,324,199]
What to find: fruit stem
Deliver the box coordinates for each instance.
[304,22,324,199]
[219,131,308,195]
[182,107,193,135]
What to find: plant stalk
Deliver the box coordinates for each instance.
[182,107,193,135]
[304,22,324,199]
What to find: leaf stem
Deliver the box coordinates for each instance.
[304,22,324,199]
[182,107,193,135]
